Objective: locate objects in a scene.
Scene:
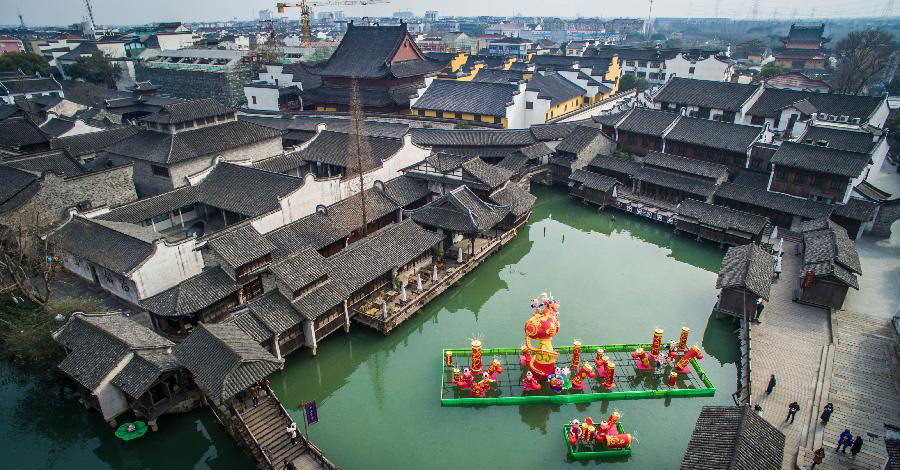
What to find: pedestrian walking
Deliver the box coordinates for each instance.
[250,386,259,407]
[766,374,776,394]
[850,436,863,457]
[286,422,298,446]
[820,403,834,426]
[786,402,800,423]
[837,429,852,452]
[754,404,763,415]
[283,459,297,470]
[754,299,765,323]
[811,447,825,469]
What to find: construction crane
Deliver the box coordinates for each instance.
[277,0,389,45]
[83,0,98,38]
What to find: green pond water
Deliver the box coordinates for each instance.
[2,186,738,470]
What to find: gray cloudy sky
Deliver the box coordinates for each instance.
[3,0,891,26]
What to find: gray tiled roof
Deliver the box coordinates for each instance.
[412,80,518,117]
[715,183,833,219]
[407,185,509,233]
[678,199,769,235]
[747,87,885,120]
[103,121,281,164]
[431,145,523,159]
[269,246,327,292]
[680,405,785,470]
[49,216,160,273]
[51,126,142,157]
[555,125,608,155]
[299,130,403,170]
[732,169,771,189]
[0,165,37,211]
[716,244,775,300]
[173,322,282,402]
[140,267,240,317]
[54,313,173,391]
[802,222,861,288]
[591,110,630,128]
[251,152,307,174]
[206,224,275,269]
[569,168,619,193]
[800,126,879,154]
[140,98,229,124]
[39,117,75,137]
[666,117,763,153]
[246,290,304,336]
[587,155,641,176]
[100,163,303,223]
[654,78,758,112]
[410,128,536,147]
[317,24,426,79]
[461,157,513,189]
[771,142,870,178]
[489,182,536,217]
[526,71,584,105]
[2,150,85,176]
[0,76,61,94]
[635,167,717,197]
[644,151,728,181]
[513,141,553,160]
[0,117,48,149]
[112,349,180,399]
[529,121,584,141]
[832,197,879,222]
[616,108,680,136]
[471,68,525,85]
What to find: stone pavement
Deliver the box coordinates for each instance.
[750,240,832,470]
[796,309,900,470]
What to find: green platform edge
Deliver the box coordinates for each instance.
[440,343,716,407]
[563,421,632,460]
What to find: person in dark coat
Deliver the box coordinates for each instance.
[766,374,776,394]
[850,436,863,457]
[786,402,800,423]
[837,429,852,452]
[754,299,765,323]
[820,402,834,425]
[811,447,825,469]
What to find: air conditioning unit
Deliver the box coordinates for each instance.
[839,115,849,122]
[810,112,818,120]
[851,117,861,124]
[829,114,838,121]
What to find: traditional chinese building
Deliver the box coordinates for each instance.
[773,24,829,73]
[714,244,774,320]
[302,22,443,113]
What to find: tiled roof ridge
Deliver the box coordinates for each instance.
[74,312,173,352]
[83,216,162,246]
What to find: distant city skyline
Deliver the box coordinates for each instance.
[2,0,894,27]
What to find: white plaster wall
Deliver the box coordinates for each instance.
[869,136,890,175]
[95,354,132,421]
[96,42,127,59]
[338,134,430,198]
[156,33,195,50]
[869,100,890,129]
[524,90,550,127]
[131,240,203,299]
[58,120,103,137]
[665,55,731,82]
[506,82,528,129]
[244,86,280,111]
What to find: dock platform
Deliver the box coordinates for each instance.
[440,343,715,406]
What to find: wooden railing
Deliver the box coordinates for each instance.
[264,383,338,470]
[232,403,275,470]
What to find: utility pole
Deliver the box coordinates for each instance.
[751,0,760,20]
[883,0,896,17]
[645,0,654,39]
[714,0,721,17]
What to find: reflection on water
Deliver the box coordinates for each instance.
[3,186,738,470]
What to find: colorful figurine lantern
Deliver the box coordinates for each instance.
[445,351,453,366]
[487,358,503,380]
[678,326,690,350]
[522,370,541,391]
[603,433,633,449]
[470,340,483,372]
[602,361,616,389]
[570,362,595,390]
[469,372,494,397]
[632,347,652,370]
[650,328,664,356]
[572,340,582,371]
[606,411,620,430]
[668,371,678,387]
[523,292,561,379]
[675,345,704,373]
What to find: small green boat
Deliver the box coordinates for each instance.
[563,421,632,460]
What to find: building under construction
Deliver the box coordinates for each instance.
[135,49,253,107]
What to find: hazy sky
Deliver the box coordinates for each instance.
[3,0,892,26]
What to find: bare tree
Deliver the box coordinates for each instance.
[347,78,373,236]
[0,214,56,310]
[830,29,898,95]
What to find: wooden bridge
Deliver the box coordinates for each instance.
[231,384,337,470]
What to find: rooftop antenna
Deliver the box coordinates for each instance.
[883,0,896,16]
[645,0,653,38]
